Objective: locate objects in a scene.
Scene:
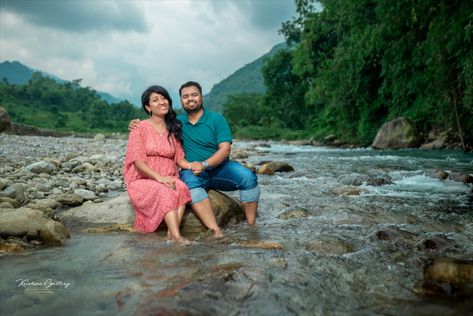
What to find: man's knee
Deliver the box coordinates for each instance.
[240,184,260,202]
[189,187,208,204]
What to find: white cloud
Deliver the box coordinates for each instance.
[0,0,295,106]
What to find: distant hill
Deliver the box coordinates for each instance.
[204,42,286,112]
[0,60,123,104]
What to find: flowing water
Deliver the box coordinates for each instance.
[1,142,472,315]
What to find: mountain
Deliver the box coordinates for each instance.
[204,42,286,112]
[0,60,123,104]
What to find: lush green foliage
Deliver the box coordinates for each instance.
[224,0,472,146]
[0,73,145,133]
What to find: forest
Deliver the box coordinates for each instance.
[224,0,473,147]
[0,72,145,134]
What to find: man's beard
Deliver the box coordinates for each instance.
[183,102,203,114]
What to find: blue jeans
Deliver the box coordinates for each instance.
[179,161,260,204]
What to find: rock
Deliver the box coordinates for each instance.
[0,183,28,204]
[324,134,337,142]
[74,189,97,201]
[376,227,418,242]
[0,208,49,238]
[306,239,354,255]
[53,193,84,206]
[26,203,54,217]
[179,190,245,233]
[59,190,245,234]
[0,201,14,209]
[230,150,249,160]
[372,117,422,149]
[31,198,62,210]
[331,186,364,196]
[236,240,284,250]
[257,161,294,175]
[0,178,8,190]
[39,220,70,244]
[277,207,311,220]
[94,133,106,141]
[0,106,12,132]
[422,237,453,251]
[0,197,20,208]
[25,161,58,174]
[59,194,134,227]
[448,172,473,184]
[338,174,364,186]
[425,169,449,180]
[366,175,393,186]
[417,256,473,299]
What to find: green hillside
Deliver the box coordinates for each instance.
[0,72,145,134]
[0,60,123,104]
[203,43,286,112]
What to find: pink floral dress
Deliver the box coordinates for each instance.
[123,120,191,232]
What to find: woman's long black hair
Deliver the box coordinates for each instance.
[141,85,182,143]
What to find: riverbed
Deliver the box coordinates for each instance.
[1,140,472,315]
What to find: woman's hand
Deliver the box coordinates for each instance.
[156,175,176,190]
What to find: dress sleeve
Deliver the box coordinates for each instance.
[175,138,185,161]
[125,128,147,164]
[123,127,147,185]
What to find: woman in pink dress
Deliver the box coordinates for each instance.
[123,85,192,244]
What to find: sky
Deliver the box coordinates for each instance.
[0,0,296,106]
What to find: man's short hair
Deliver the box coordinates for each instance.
[179,81,202,96]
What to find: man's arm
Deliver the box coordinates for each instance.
[191,142,231,174]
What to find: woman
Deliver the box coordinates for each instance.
[123,85,193,244]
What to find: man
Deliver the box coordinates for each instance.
[129,81,260,237]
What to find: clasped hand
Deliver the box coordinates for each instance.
[156,176,176,190]
[190,162,205,176]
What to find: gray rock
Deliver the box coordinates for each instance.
[74,189,97,201]
[53,193,84,206]
[0,106,12,132]
[0,183,28,204]
[372,117,422,149]
[338,174,364,186]
[39,220,70,244]
[278,207,311,220]
[59,190,245,233]
[0,208,49,237]
[94,133,106,141]
[25,161,58,174]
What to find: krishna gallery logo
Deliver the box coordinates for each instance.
[16,279,71,290]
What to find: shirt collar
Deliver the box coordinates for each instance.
[184,107,207,125]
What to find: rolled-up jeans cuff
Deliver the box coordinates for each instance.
[190,187,208,204]
[240,185,260,202]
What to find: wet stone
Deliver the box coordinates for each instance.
[277,207,311,220]
[417,256,473,299]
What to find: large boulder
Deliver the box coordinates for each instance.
[0,207,69,246]
[59,190,245,234]
[0,106,12,132]
[372,117,422,149]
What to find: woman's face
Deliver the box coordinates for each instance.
[146,92,169,116]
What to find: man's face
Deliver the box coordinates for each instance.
[180,86,203,114]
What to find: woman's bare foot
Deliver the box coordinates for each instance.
[212,229,224,239]
[169,235,193,245]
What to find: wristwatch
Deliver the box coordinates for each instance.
[202,160,209,168]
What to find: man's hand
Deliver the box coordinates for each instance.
[191,161,205,175]
[128,119,141,131]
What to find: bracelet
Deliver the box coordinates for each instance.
[202,160,209,168]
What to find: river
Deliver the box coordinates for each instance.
[1,142,472,315]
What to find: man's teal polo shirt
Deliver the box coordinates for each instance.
[177,109,232,162]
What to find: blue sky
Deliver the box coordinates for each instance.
[0,0,296,106]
